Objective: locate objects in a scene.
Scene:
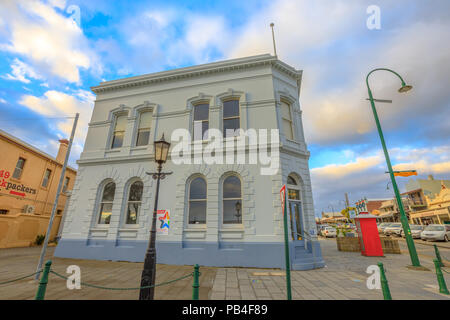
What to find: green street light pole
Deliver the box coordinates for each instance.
[366,68,421,267]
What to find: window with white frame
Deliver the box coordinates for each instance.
[97,182,115,224]
[135,111,152,146]
[111,114,127,148]
[193,102,209,140]
[223,175,242,224]
[188,177,207,224]
[125,181,143,224]
[280,100,294,140]
[223,99,240,137]
[42,169,52,188]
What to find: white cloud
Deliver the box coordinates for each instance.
[2,58,43,83]
[0,0,96,83]
[18,89,95,162]
[0,97,7,104]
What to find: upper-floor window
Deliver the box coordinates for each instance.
[98,181,115,224]
[135,111,152,146]
[125,181,143,224]
[188,177,207,224]
[193,103,209,140]
[281,100,294,140]
[62,177,70,193]
[223,99,240,137]
[223,175,242,224]
[111,115,127,149]
[12,157,26,179]
[42,169,52,188]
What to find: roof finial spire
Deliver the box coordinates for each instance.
[270,22,277,57]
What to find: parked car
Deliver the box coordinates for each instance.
[378,222,393,233]
[400,225,424,239]
[321,227,337,238]
[421,224,450,242]
[384,223,403,236]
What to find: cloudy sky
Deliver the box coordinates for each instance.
[0,0,449,216]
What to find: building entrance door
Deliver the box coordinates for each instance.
[289,201,303,241]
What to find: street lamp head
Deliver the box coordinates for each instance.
[398,85,413,93]
[235,201,242,212]
[154,133,171,164]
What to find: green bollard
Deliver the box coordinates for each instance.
[434,245,444,267]
[433,259,449,295]
[192,264,199,300]
[378,262,392,300]
[35,260,52,300]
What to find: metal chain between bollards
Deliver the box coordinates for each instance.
[0,271,42,285]
[49,269,197,290]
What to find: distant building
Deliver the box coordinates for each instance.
[0,129,76,248]
[365,199,389,215]
[376,198,410,223]
[403,175,450,225]
[320,211,347,224]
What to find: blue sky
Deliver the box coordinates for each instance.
[0,0,449,216]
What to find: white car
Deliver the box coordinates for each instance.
[421,224,450,242]
[321,227,337,238]
[400,225,424,239]
[384,223,403,236]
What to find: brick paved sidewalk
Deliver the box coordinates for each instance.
[208,238,450,300]
[0,239,449,300]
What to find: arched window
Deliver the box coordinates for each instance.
[126,181,143,224]
[223,175,242,224]
[98,182,116,224]
[188,177,207,224]
[287,175,300,200]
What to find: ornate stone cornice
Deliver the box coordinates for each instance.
[91,54,302,95]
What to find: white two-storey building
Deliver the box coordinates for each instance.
[55,54,324,270]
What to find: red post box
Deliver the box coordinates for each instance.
[354,212,384,257]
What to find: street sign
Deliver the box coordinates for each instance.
[157,209,170,235]
[280,185,286,216]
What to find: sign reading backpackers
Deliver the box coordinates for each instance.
[157,209,170,235]
[0,169,37,197]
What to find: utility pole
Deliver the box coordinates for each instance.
[345,193,350,209]
[35,113,79,279]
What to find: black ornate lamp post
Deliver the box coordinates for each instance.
[235,201,242,223]
[139,134,172,300]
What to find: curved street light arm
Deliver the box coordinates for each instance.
[366,68,407,92]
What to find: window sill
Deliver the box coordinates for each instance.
[119,225,140,230]
[285,138,299,144]
[131,146,148,151]
[92,226,110,230]
[105,148,122,154]
[184,226,207,231]
[219,226,244,232]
